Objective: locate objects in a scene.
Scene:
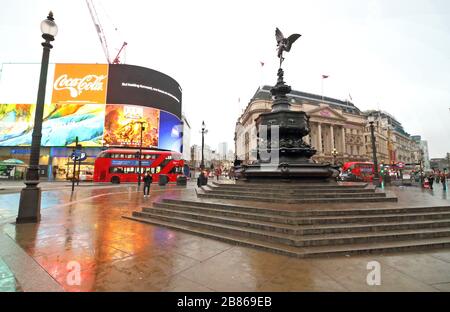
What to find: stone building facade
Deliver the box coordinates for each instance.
[235,86,428,167]
[363,110,426,166]
[235,86,369,165]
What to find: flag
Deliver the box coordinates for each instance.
[322,75,329,79]
[349,93,353,101]
[260,61,265,67]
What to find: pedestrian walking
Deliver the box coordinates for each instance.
[215,168,221,181]
[428,173,435,190]
[143,171,153,198]
[442,171,447,191]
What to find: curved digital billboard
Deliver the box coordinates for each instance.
[0,63,183,152]
[107,64,182,118]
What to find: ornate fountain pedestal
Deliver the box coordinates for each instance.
[235,68,339,183]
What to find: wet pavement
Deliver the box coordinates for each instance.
[0,257,22,292]
[0,181,449,292]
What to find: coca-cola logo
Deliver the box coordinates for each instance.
[53,74,107,98]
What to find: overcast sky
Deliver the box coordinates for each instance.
[1,0,450,158]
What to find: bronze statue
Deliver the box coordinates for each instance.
[275,27,301,67]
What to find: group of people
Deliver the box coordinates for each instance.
[425,171,447,190]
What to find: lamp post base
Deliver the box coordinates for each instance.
[16,183,41,224]
[373,177,381,188]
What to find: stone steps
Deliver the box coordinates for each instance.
[152,202,450,227]
[197,191,396,203]
[125,214,450,258]
[143,206,450,235]
[212,181,368,190]
[161,198,450,217]
[125,181,450,257]
[204,189,384,199]
[206,186,376,194]
[201,182,395,204]
[131,210,450,247]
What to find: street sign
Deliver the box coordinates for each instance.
[71,151,87,161]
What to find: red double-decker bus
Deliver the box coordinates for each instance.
[93,148,184,183]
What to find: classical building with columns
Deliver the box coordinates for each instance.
[363,110,425,166]
[235,86,370,165]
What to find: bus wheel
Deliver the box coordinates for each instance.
[111,176,120,184]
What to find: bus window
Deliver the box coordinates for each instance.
[160,159,171,168]
[124,167,135,174]
[110,167,124,173]
[156,167,161,174]
[170,166,183,174]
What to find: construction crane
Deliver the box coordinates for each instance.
[86,0,127,64]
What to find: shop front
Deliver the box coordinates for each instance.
[0,147,103,181]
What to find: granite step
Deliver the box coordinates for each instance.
[124,215,450,258]
[161,198,450,217]
[212,181,368,190]
[131,210,450,247]
[197,192,397,203]
[143,206,450,235]
[206,186,376,194]
[152,202,450,226]
[204,189,384,199]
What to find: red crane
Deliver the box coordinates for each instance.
[86,0,127,64]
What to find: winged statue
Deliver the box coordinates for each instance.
[275,28,301,66]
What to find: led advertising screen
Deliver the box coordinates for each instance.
[106,64,182,118]
[103,104,159,148]
[158,111,182,152]
[0,103,105,146]
[0,63,183,152]
[51,64,109,105]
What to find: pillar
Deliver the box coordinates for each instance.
[330,125,335,150]
[317,123,322,154]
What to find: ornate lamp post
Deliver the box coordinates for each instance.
[331,148,338,165]
[136,121,146,187]
[368,115,380,187]
[17,12,58,224]
[419,149,424,188]
[200,121,208,170]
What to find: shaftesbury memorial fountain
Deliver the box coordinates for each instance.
[236,28,339,182]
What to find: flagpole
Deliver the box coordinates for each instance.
[321,78,324,102]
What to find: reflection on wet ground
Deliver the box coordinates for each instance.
[0,182,449,291]
[0,257,22,292]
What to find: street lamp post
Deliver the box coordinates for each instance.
[137,121,146,187]
[17,12,58,224]
[368,115,380,187]
[420,150,424,188]
[200,121,208,170]
[331,148,338,165]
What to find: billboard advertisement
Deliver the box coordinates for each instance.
[158,111,182,152]
[106,64,182,118]
[0,103,105,146]
[0,63,183,152]
[103,104,159,148]
[52,64,108,104]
